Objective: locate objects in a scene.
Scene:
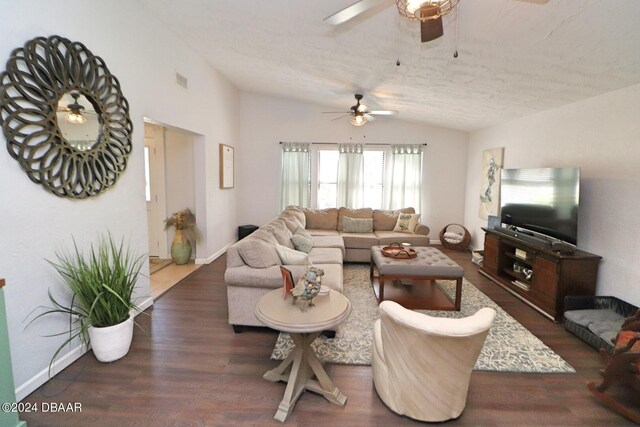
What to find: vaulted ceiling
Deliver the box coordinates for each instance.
[137,0,640,131]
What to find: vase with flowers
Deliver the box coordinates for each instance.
[164,208,198,265]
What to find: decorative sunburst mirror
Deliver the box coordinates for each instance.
[0,35,133,199]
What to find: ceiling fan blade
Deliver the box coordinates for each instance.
[421,17,444,43]
[331,114,352,121]
[323,0,384,25]
[368,110,398,116]
[322,111,352,114]
[364,114,376,121]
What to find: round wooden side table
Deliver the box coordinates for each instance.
[255,289,352,423]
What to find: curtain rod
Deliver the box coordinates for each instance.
[279,142,427,146]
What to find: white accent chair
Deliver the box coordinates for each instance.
[372,301,496,422]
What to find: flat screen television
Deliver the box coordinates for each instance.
[499,167,580,245]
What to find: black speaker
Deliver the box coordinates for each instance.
[238,225,258,240]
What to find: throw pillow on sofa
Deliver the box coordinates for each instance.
[290,233,313,253]
[338,207,373,231]
[294,225,312,240]
[373,208,416,231]
[393,213,421,233]
[237,239,281,268]
[275,244,311,265]
[342,216,373,233]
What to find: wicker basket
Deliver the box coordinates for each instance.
[439,224,471,251]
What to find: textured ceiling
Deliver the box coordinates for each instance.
[136,0,640,131]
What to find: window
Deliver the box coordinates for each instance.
[317,148,385,209]
[281,144,422,211]
[317,150,339,209]
[363,151,384,209]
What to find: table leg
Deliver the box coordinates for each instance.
[378,275,385,303]
[266,331,347,423]
[454,278,462,310]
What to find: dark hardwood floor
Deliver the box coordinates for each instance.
[20,247,635,426]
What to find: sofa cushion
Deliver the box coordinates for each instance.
[282,206,306,227]
[375,231,431,247]
[373,208,415,231]
[301,208,338,230]
[306,229,340,237]
[312,235,346,257]
[250,228,279,246]
[280,215,304,233]
[342,216,374,233]
[339,232,379,249]
[290,233,313,253]
[308,247,343,265]
[264,220,295,249]
[224,264,342,292]
[236,239,281,268]
[338,207,373,231]
[393,213,421,233]
[275,244,311,265]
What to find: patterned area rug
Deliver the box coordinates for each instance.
[271,264,575,373]
[149,258,173,274]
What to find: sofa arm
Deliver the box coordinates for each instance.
[415,224,430,236]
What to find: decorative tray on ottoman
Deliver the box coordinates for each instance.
[381,244,417,259]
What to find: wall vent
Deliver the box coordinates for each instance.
[175,72,188,89]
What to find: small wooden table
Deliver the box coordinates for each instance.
[255,289,351,423]
[370,246,464,311]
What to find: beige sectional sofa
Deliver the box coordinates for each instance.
[225,206,430,330]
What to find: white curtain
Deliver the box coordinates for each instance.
[336,143,364,209]
[384,144,423,210]
[280,142,311,210]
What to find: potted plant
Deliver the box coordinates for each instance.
[32,233,145,370]
[164,208,198,265]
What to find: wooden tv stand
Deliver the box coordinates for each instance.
[479,228,602,321]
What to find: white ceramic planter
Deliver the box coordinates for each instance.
[87,316,134,363]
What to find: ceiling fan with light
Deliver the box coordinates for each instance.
[56,92,97,124]
[323,94,398,127]
[325,0,459,43]
[325,0,549,43]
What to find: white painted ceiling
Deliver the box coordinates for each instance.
[136,0,640,131]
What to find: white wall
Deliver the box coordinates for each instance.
[164,129,196,256]
[237,92,469,236]
[0,0,239,400]
[464,83,640,305]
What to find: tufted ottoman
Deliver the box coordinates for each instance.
[370,246,463,310]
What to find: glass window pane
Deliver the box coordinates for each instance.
[364,151,384,184]
[318,183,336,209]
[318,150,339,183]
[363,150,384,209]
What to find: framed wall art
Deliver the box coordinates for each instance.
[219,144,234,189]
[479,147,504,219]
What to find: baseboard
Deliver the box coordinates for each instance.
[15,301,153,402]
[195,242,233,264]
[430,239,441,245]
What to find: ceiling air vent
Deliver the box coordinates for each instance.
[175,72,188,90]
